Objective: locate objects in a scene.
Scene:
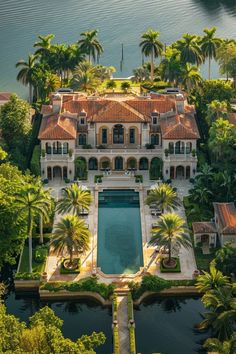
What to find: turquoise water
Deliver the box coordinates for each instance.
[1,1,236,95]
[97,189,144,274]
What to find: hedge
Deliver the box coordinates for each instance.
[127,292,133,321]
[60,258,81,274]
[113,326,120,354]
[129,327,136,354]
[15,272,41,280]
[113,294,118,320]
[30,145,41,176]
[40,277,115,299]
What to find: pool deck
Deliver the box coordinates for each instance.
[45,175,197,284]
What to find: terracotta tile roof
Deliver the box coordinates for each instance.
[38,114,76,140]
[41,105,53,114]
[91,100,146,122]
[62,99,107,117]
[214,203,236,234]
[160,114,200,139]
[126,97,176,116]
[192,222,217,234]
[0,92,11,101]
[228,113,236,127]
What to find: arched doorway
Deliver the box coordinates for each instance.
[100,157,111,170]
[150,157,163,179]
[74,157,87,179]
[139,157,148,170]
[186,166,190,179]
[176,166,185,179]
[170,166,175,179]
[127,157,137,170]
[53,166,62,179]
[115,156,123,170]
[88,157,98,170]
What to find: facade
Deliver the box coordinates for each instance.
[38,92,199,181]
[193,202,236,248]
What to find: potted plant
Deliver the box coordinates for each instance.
[164,148,169,157]
[69,148,73,157]
[192,149,196,157]
[41,149,46,158]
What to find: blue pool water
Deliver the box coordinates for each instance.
[97,189,144,274]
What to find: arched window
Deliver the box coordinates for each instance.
[89,157,98,170]
[186,142,192,154]
[169,142,174,154]
[46,143,51,154]
[175,141,184,154]
[113,125,124,144]
[151,134,159,145]
[102,128,107,144]
[63,142,69,154]
[139,157,148,170]
[78,134,87,146]
[129,128,135,144]
[53,142,62,154]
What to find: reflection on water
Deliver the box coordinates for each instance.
[5,291,112,354]
[135,296,208,354]
[193,0,236,15]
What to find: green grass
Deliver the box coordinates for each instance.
[19,245,47,274]
[160,257,181,273]
[194,247,218,272]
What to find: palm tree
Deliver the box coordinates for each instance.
[15,184,52,273]
[196,163,214,188]
[200,27,222,80]
[33,34,55,57]
[189,185,212,205]
[206,100,228,126]
[174,33,203,66]
[146,183,181,213]
[132,66,150,83]
[197,287,236,341]
[16,54,39,103]
[149,213,191,266]
[51,214,90,266]
[159,48,183,85]
[71,61,99,93]
[203,333,236,354]
[77,29,104,63]
[57,183,92,217]
[196,261,231,293]
[140,29,164,81]
[181,64,202,91]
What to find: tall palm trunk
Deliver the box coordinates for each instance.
[208,57,211,80]
[28,212,33,273]
[151,49,154,82]
[168,239,172,264]
[29,83,33,104]
[39,214,44,244]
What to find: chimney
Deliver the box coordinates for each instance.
[52,93,62,113]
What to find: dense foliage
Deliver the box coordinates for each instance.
[0,304,106,353]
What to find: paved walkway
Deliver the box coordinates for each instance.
[117,293,129,354]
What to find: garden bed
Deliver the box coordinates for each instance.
[160,257,181,273]
[60,258,81,274]
[16,244,48,279]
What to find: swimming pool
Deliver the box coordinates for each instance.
[97,189,144,274]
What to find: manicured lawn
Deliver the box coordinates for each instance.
[18,245,47,274]
[194,247,217,272]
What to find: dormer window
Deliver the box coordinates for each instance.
[80,117,85,125]
[79,110,87,125]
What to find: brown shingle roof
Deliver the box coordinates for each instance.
[192,222,217,234]
[160,114,200,139]
[38,114,76,140]
[214,203,236,234]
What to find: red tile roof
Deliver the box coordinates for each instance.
[38,114,76,140]
[214,203,236,234]
[192,222,217,234]
[126,98,176,116]
[160,114,200,140]
[41,105,53,114]
[0,92,11,101]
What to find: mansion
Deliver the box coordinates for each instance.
[38,91,200,181]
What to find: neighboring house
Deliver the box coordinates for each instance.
[0,92,11,106]
[38,92,199,181]
[193,202,236,248]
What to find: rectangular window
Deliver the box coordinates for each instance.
[102,129,107,144]
[130,129,135,144]
[152,116,158,125]
[80,118,85,125]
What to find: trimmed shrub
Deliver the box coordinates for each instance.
[135,175,143,183]
[113,326,119,354]
[34,245,48,263]
[127,292,133,321]
[94,175,103,183]
[160,257,181,273]
[129,326,136,354]
[15,272,40,280]
[60,258,81,274]
[30,145,41,176]
[129,275,171,300]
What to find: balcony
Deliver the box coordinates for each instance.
[75,146,163,156]
[41,154,74,162]
[164,153,197,161]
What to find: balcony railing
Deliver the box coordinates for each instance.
[75,147,162,155]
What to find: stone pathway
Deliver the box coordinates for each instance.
[117,293,130,354]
